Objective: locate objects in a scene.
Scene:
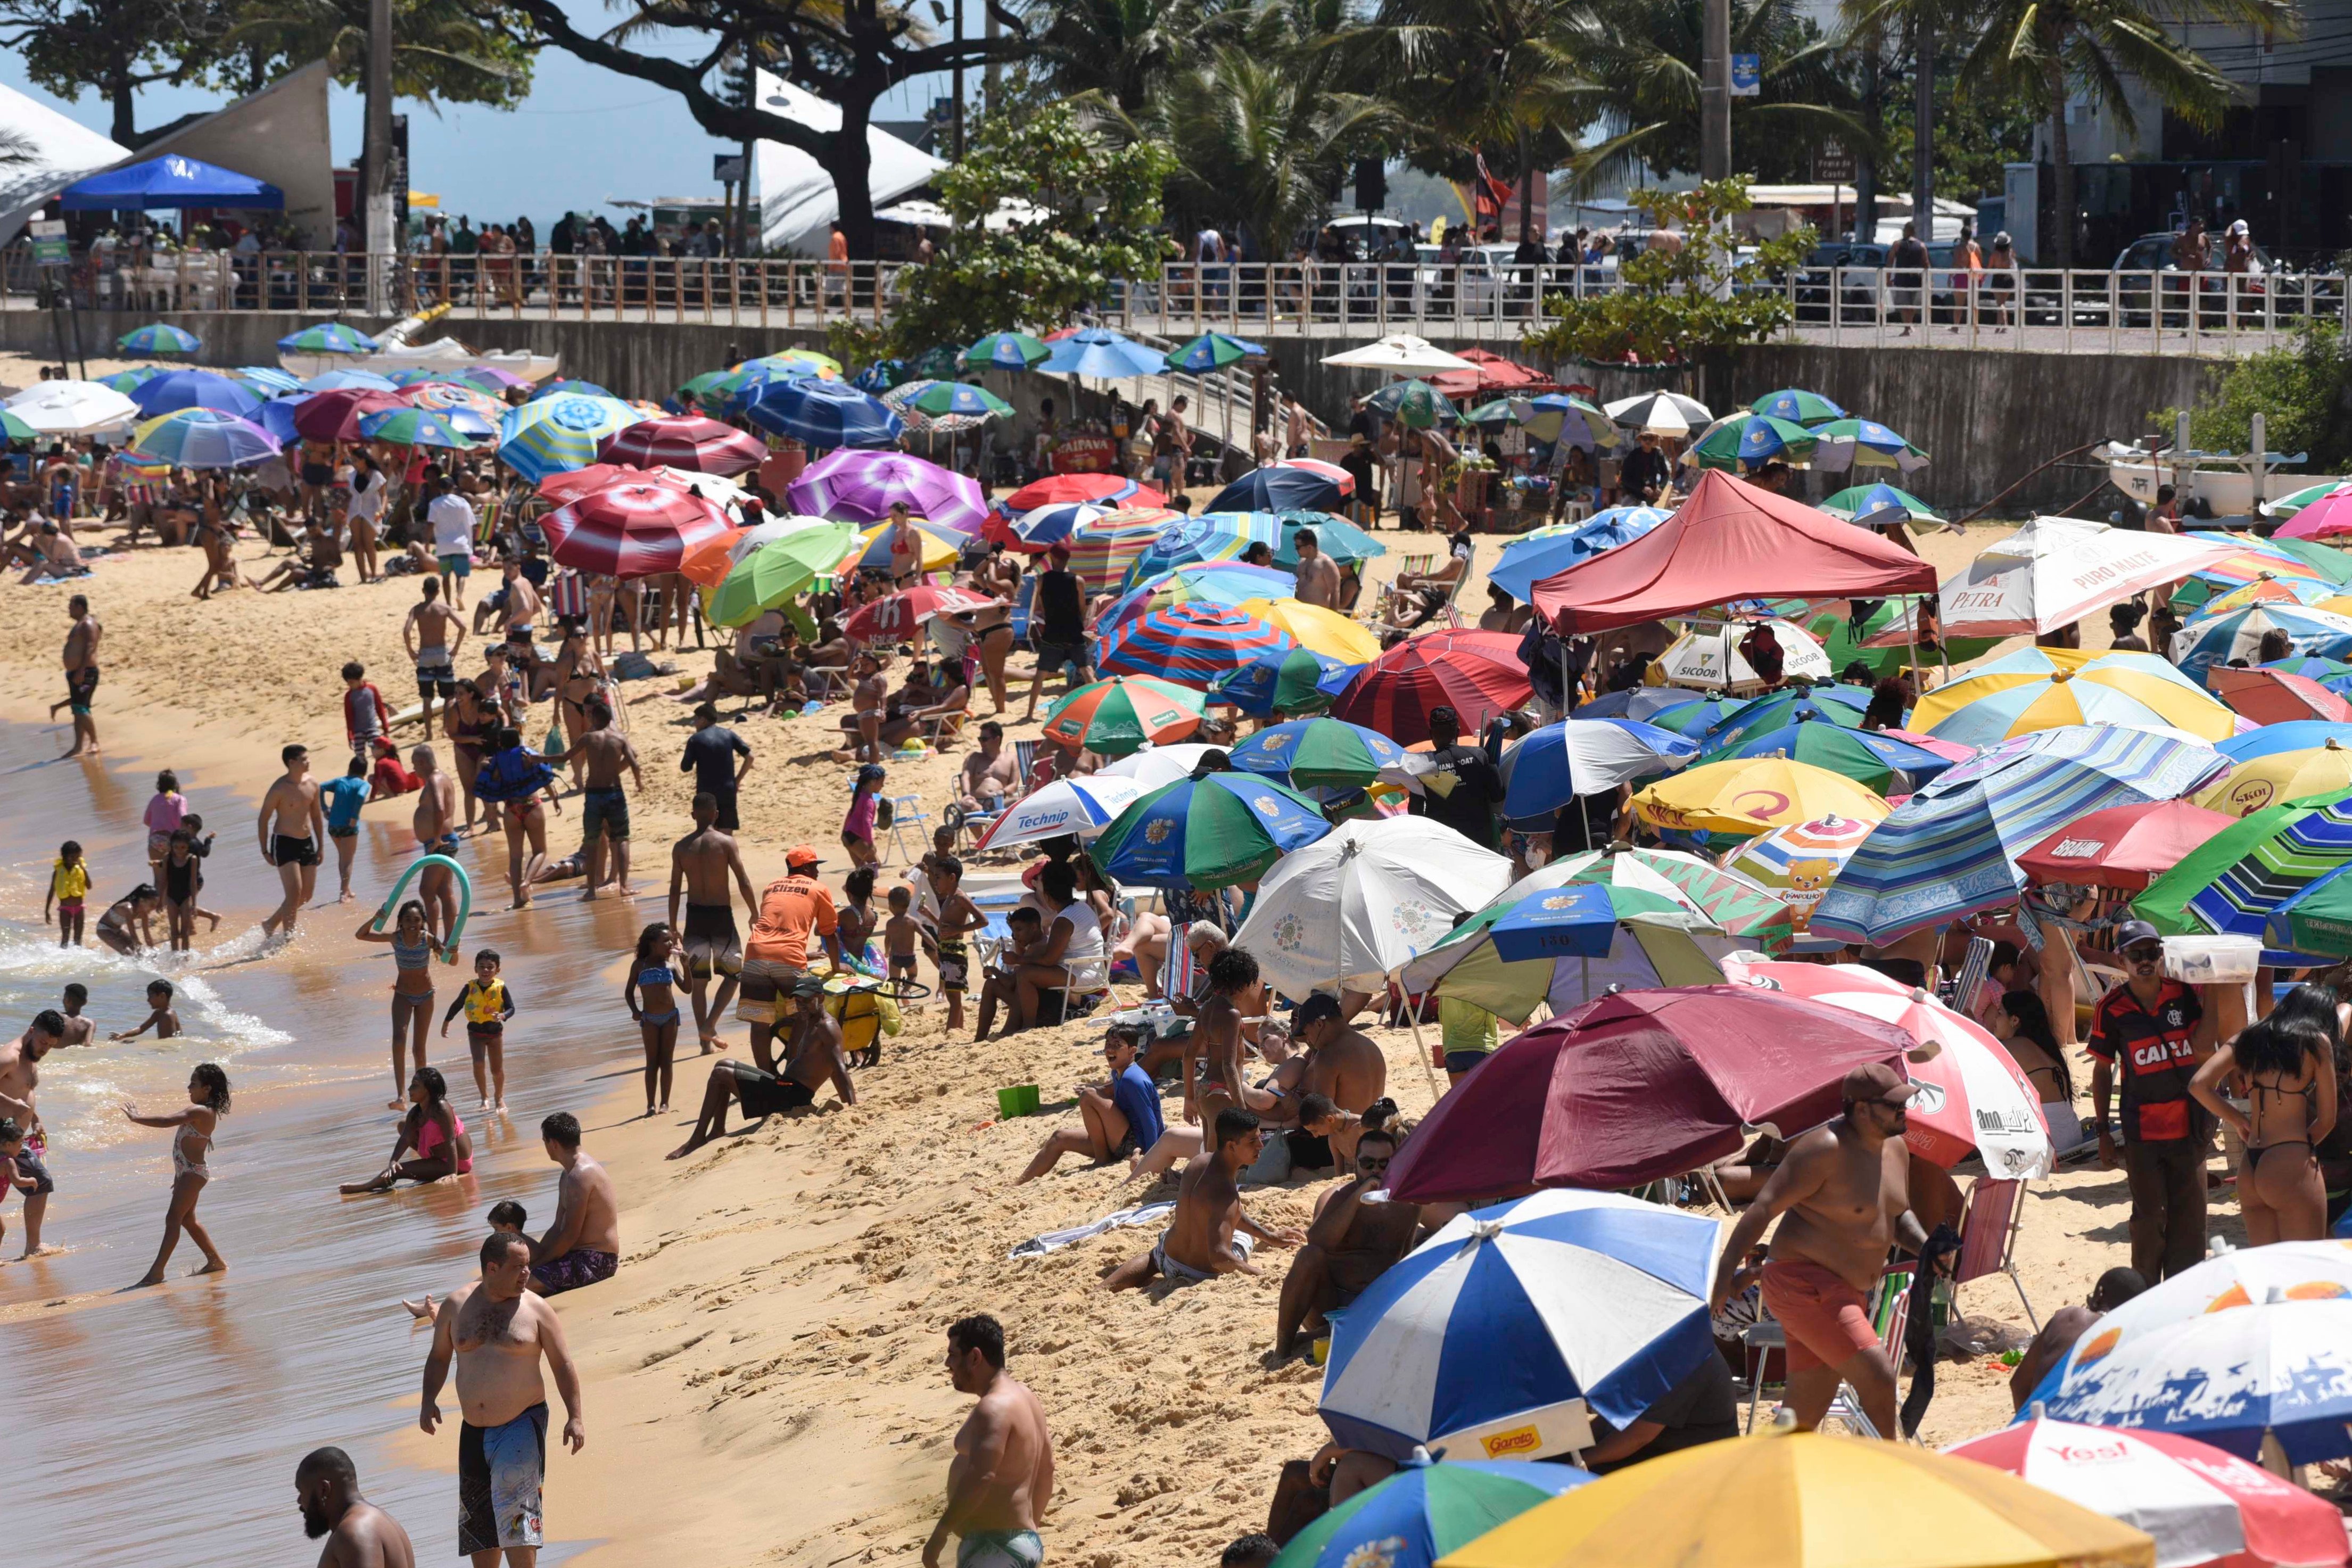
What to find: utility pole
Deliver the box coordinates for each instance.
[738,49,756,256]
[1912,12,1935,247]
[1700,0,1731,179]
[985,4,1000,117]
[363,0,394,313]
[952,0,966,159]
[1855,24,1881,242]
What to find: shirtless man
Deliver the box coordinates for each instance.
[0,1010,65,1258]
[295,1447,418,1568]
[667,973,853,1159]
[568,700,641,899]
[1185,948,1264,1129]
[1293,529,1342,611]
[411,746,463,943]
[1108,1107,1301,1290]
[259,743,326,939]
[2009,1267,2147,1411]
[1273,1128,1420,1358]
[497,558,543,648]
[525,1112,620,1296]
[55,593,100,757]
[56,983,94,1047]
[1268,993,1387,1175]
[667,791,757,1051]
[958,722,1022,818]
[421,1231,585,1567]
[404,578,467,737]
[1707,1063,1936,1439]
[925,1314,1055,1568]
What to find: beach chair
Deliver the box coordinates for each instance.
[885,794,931,865]
[1943,935,1994,1017]
[1953,1177,2039,1328]
[1053,950,1117,1025]
[1742,1265,1916,1438]
[1161,921,1199,1003]
[1012,738,1052,790]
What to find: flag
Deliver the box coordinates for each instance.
[1473,153,1515,218]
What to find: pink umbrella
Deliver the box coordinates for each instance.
[539,482,733,579]
[1273,456,1355,495]
[786,449,988,535]
[598,415,764,477]
[841,584,994,643]
[2276,486,2352,541]
[1878,727,1978,764]
[1947,1416,2352,1568]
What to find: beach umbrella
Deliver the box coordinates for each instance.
[745,377,904,449]
[1946,1416,2352,1568]
[379,367,463,388]
[2171,604,2352,682]
[117,322,200,356]
[1096,603,1297,685]
[0,408,36,442]
[1037,327,1166,379]
[1489,508,1672,603]
[1214,646,1364,717]
[127,368,263,418]
[1700,715,1959,796]
[675,513,833,585]
[2023,1241,2352,1464]
[1066,509,1178,593]
[1041,675,1207,755]
[2199,575,2342,614]
[1573,688,1727,725]
[1165,330,1265,372]
[1274,456,1356,492]
[1719,957,2052,1177]
[1440,1430,2156,1568]
[1721,814,1879,934]
[1603,390,1712,431]
[2012,799,2235,894]
[1747,386,1846,424]
[287,388,401,442]
[1118,511,1286,591]
[1332,630,1533,745]
[841,518,963,576]
[1809,417,1929,473]
[540,481,733,579]
[1207,465,1344,515]
[960,331,1050,370]
[840,584,994,643]
[2263,855,2352,955]
[903,381,1013,420]
[2133,791,2352,951]
[738,348,841,377]
[849,358,906,392]
[787,449,989,535]
[498,394,646,483]
[1087,766,1331,888]
[2284,538,2352,585]
[1912,648,2238,748]
[529,378,613,401]
[704,521,860,626]
[1273,511,1384,567]
[252,397,304,445]
[302,367,399,393]
[6,379,141,435]
[1699,685,1879,748]
[95,365,168,394]
[1095,742,1224,791]
[1318,1190,1723,1465]
[971,777,1148,852]
[1942,517,2238,638]
[355,407,476,450]
[1231,816,1511,997]
[451,364,529,394]
[2217,720,2352,764]
[702,362,815,418]
[1383,988,1917,1202]
[2214,664,2352,725]
[2275,489,2352,541]
[277,322,376,354]
[1375,379,1457,430]
[2190,534,2338,598]
[1273,1458,1591,1568]
[2194,737,2352,817]
[1821,482,1944,531]
[1321,333,1478,374]
[2265,480,2350,521]
[1234,599,1384,664]
[675,369,735,406]
[1816,725,2230,945]
[1512,392,1618,449]
[1002,473,1163,511]
[1633,756,1889,840]
[1496,719,1698,825]
[1102,563,1297,631]
[991,501,1113,553]
[402,382,508,425]
[1229,717,1413,788]
[1687,414,1818,471]
[1653,618,1833,692]
[127,408,279,469]
[597,415,764,476]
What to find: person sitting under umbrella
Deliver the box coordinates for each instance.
[2008,1266,2148,1411]
[1380,531,1472,630]
[1272,1125,1420,1359]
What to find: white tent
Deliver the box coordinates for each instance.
[0,82,131,247]
[750,69,944,256]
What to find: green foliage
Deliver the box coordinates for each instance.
[1523,179,1814,367]
[0,0,205,142]
[1877,67,2037,202]
[2161,325,2352,474]
[889,102,1176,356]
[211,0,534,111]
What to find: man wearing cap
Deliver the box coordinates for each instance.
[1707,1061,1936,1439]
[2088,921,2210,1281]
[1022,543,1093,723]
[740,846,840,1067]
[668,972,853,1158]
[1267,994,1387,1174]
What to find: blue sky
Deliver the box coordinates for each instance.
[0,3,965,227]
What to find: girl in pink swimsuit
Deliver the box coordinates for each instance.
[340,1065,474,1193]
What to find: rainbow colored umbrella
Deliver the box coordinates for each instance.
[1087,769,1332,888]
[117,323,200,355]
[497,394,646,483]
[277,322,376,354]
[1041,676,1206,756]
[1096,603,1296,685]
[1066,509,1177,593]
[357,406,477,450]
[1102,562,1296,631]
[738,349,841,377]
[1722,814,1879,934]
[1118,511,1285,592]
[128,407,279,469]
[403,382,508,424]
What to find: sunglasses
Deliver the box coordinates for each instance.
[1358,1155,1390,1170]
[2125,946,2164,962]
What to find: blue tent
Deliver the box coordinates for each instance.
[62,155,283,211]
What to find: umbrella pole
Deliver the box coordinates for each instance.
[1905,600,1921,693]
[1405,1002,1445,1104]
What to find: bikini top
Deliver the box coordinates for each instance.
[638,963,676,988]
[393,934,433,971]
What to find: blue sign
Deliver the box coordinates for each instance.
[1729,54,1761,96]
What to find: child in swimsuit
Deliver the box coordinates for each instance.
[44,837,86,948]
[626,922,684,1118]
[884,885,922,987]
[357,900,447,1111]
[341,1066,473,1192]
[160,829,201,952]
[123,1062,229,1286]
[443,948,516,1112]
[111,979,181,1041]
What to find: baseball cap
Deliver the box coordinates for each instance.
[1841,1061,1919,1107]
[1294,993,1343,1028]
[788,972,829,998]
[2114,919,2163,952]
[2230,219,2250,235]
[785,844,823,869]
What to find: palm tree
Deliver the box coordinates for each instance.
[1025,0,1209,126]
[1950,0,2293,264]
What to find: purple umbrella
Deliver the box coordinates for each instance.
[785,449,988,536]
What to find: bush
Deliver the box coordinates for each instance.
[2160,324,2352,473]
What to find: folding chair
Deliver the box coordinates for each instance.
[1742,1265,1916,1438]
[1011,738,1053,789]
[1160,921,1199,1003]
[1954,1176,2039,1328]
[884,794,931,865]
[1944,935,1995,1017]
[1053,951,1117,1025]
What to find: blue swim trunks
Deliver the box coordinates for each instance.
[458,1401,547,1553]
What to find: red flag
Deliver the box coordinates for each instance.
[1472,153,1514,218]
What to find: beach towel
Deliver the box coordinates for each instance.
[1008,1200,1174,1260]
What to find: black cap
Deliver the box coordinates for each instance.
[1295,993,1343,1028]
[2115,920,2163,953]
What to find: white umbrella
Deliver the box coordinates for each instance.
[973,777,1144,850]
[1320,334,1479,374]
[1654,619,1833,694]
[1604,390,1712,432]
[8,380,139,434]
[1096,742,1223,793]
[1232,816,1511,1000]
[1941,516,2239,638]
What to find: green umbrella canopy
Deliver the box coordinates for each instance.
[1268,1462,1583,1568]
[1273,512,1384,568]
[1689,414,1818,472]
[909,381,1016,418]
[1086,770,1330,888]
[1696,720,1917,794]
[1747,386,1847,425]
[960,331,1050,370]
[2267,482,2346,520]
[2271,538,2352,587]
[705,522,859,628]
[1821,484,1944,524]
[678,369,734,402]
[2132,796,2352,937]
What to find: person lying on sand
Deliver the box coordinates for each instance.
[667,975,853,1158]
[1105,1107,1301,1290]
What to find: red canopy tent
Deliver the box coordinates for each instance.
[1530,469,1940,634]
[1427,348,1558,401]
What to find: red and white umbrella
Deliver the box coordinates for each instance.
[597,415,765,477]
[842,584,995,643]
[539,482,734,579]
[1717,956,2052,1177]
[1273,456,1355,495]
[1947,1416,2352,1568]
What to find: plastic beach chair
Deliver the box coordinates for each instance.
[1954,1177,2039,1328]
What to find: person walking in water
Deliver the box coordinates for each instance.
[923,1314,1055,1568]
[295,1446,417,1568]
[626,922,684,1117]
[259,743,326,940]
[55,592,100,758]
[358,901,446,1111]
[123,1062,230,1287]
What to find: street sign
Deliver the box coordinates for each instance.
[1816,143,1855,183]
[29,219,67,268]
[1729,54,1761,96]
[713,153,746,184]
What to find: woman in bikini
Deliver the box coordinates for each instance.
[444,679,496,833]
[552,626,610,788]
[1986,989,2083,1152]
[2194,1013,2340,1244]
[341,1066,474,1193]
[123,1062,230,1286]
[356,900,446,1110]
[625,922,684,1117]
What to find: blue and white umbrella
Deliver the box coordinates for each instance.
[302,367,398,393]
[1570,686,1716,724]
[744,377,905,449]
[1117,511,1286,592]
[1811,417,1929,474]
[1319,1189,1723,1462]
[2171,604,2352,686]
[1489,507,1670,603]
[234,365,303,394]
[971,776,1146,851]
[128,369,264,418]
[1038,327,1167,381]
[1498,718,1697,826]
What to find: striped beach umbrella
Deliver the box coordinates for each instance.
[277,322,376,354]
[738,349,841,377]
[1087,769,1331,888]
[1331,630,1532,746]
[1164,331,1265,373]
[1721,813,1879,932]
[1822,483,1944,530]
[539,481,733,578]
[1698,684,1879,751]
[234,365,303,394]
[1103,563,1296,631]
[128,408,279,469]
[1494,719,1701,825]
[700,361,815,418]
[598,415,765,476]
[356,407,476,449]
[1213,648,1366,717]
[1699,715,1960,795]
[1118,511,1286,593]
[117,322,200,355]
[497,395,646,483]
[129,369,264,418]
[960,332,1050,370]
[1911,647,2237,748]
[840,584,994,643]
[2171,604,2352,683]
[841,518,963,576]
[786,449,988,535]
[1095,603,1296,686]
[993,501,1113,553]
[1040,676,1206,756]
[1270,1458,1589,1568]
[1687,413,1818,471]
[2192,575,2340,614]
[381,367,461,387]
[1065,509,1176,593]
[745,377,905,448]
[2134,791,2352,953]
[1004,473,1163,510]
[1814,725,2230,945]
[972,777,1148,851]
[2277,489,2352,541]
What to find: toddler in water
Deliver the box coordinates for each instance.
[44,838,86,947]
[841,763,885,869]
[113,979,182,1041]
[625,922,682,1118]
[443,948,516,1112]
[123,1061,229,1287]
[142,770,186,878]
[178,813,223,931]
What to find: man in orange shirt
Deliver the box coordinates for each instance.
[741,844,841,1069]
[826,221,849,308]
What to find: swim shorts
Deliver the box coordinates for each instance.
[936,937,969,994]
[580,786,630,841]
[1759,1258,1880,1374]
[439,554,473,580]
[531,1247,618,1296]
[959,1529,1045,1568]
[458,1402,547,1554]
[1034,640,1087,678]
[65,665,97,715]
[683,903,741,976]
[12,1138,53,1195]
[728,1059,816,1117]
[328,824,359,841]
[706,787,740,832]
[271,835,319,868]
[415,655,456,698]
[1443,1049,1494,1076]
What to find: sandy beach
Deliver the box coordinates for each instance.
[0,357,2204,1565]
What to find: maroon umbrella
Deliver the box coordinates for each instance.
[539,482,733,579]
[1329,629,1531,745]
[293,389,405,443]
[1383,987,1918,1203]
[597,415,765,477]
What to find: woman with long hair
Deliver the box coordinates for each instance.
[1987,989,2075,1109]
[340,1066,474,1193]
[124,1062,229,1286]
[356,900,444,1111]
[2194,1013,2339,1244]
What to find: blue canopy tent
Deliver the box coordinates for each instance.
[61,155,284,211]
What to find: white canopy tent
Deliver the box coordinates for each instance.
[750,69,944,256]
[0,82,132,247]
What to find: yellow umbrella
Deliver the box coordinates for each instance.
[1908,649,2236,748]
[2194,738,2352,816]
[1438,1430,2154,1568]
[843,519,962,575]
[1632,756,1889,839]
[1234,597,1385,664]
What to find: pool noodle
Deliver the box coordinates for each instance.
[370,853,474,962]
